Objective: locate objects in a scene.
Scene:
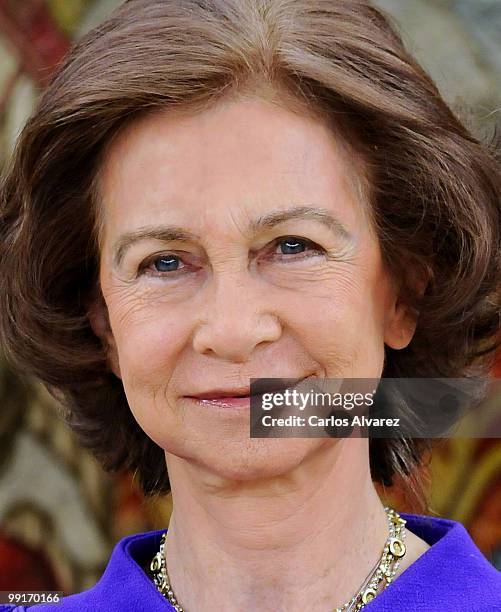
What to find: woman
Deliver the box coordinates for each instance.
[0,0,500,610]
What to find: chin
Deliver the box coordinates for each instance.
[189,437,324,482]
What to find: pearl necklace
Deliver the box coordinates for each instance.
[149,506,407,611]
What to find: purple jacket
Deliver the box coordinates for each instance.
[2,512,501,611]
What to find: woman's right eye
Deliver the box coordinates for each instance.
[138,253,189,278]
[152,255,183,272]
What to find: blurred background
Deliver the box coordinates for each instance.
[0,0,500,594]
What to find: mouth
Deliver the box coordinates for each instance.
[185,376,312,406]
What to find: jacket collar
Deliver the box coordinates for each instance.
[86,512,500,611]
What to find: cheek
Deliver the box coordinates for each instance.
[107,298,195,445]
[287,266,387,377]
[106,291,190,396]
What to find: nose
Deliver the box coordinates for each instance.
[191,271,282,362]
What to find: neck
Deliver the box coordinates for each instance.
[163,439,390,612]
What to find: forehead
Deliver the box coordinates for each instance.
[97,95,368,240]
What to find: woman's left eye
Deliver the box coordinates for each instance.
[270,236,325,260]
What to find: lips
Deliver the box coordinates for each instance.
[187,376,309,400]
[190,388,252,400]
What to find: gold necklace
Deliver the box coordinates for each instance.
[149,506,407,611]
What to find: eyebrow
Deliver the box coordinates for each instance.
[112,205,354,268]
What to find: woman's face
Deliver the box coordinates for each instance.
[92,95,415,480]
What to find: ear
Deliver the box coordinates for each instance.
[384,265,428,350]
[86,290,122,379]
[384,297,418,350]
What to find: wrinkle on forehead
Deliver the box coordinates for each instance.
[93,86,376,255]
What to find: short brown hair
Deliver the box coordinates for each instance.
[1,0,500,508]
